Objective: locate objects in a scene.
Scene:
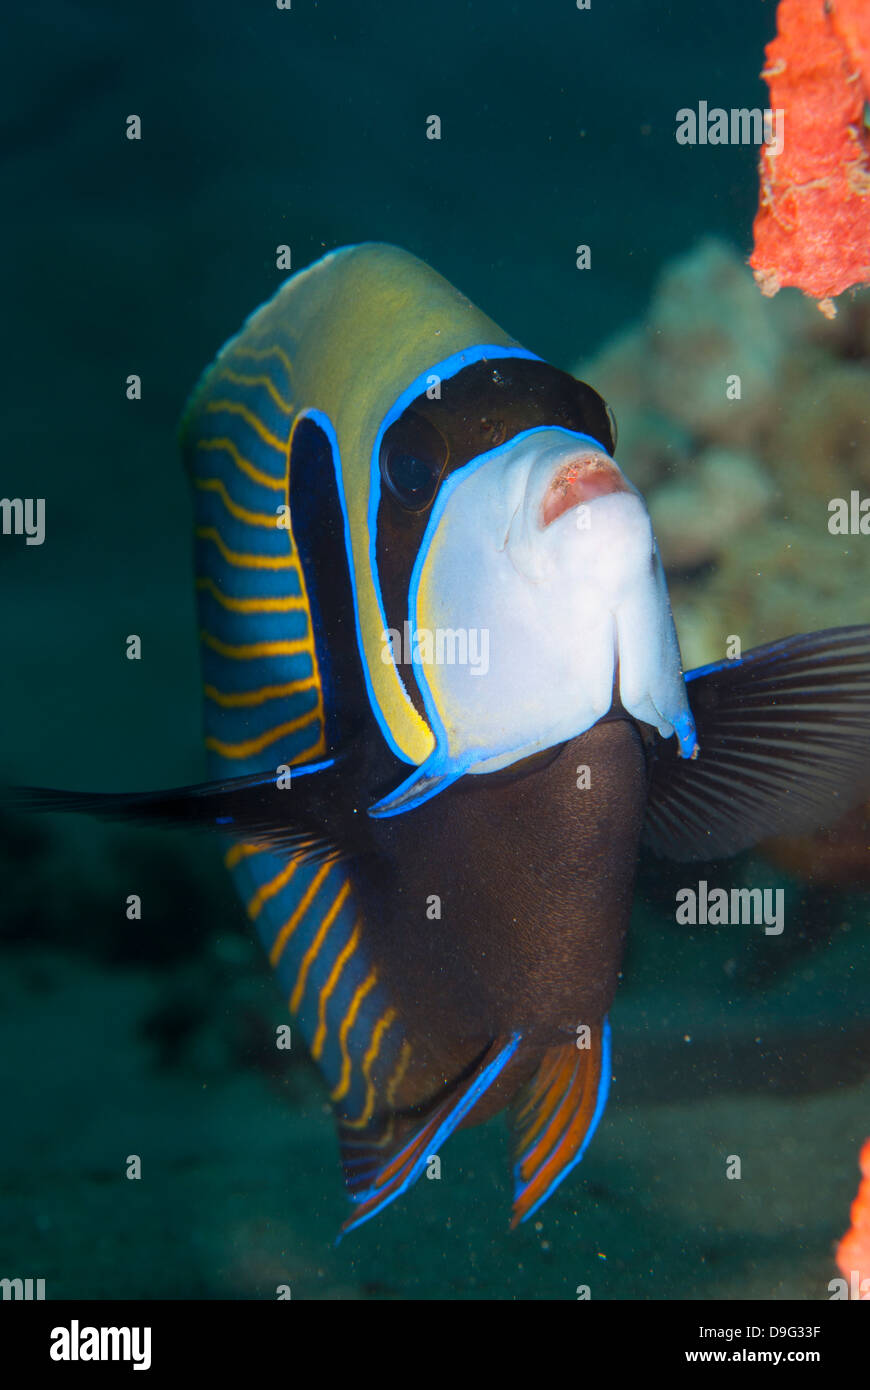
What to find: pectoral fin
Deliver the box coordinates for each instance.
[2,755,369,866]
[367,755,466,818]
[643,625,870,861]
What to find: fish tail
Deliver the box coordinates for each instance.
[510,1019,611,1227]
[337,1032,523,1237]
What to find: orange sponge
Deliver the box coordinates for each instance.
[836,1138,870,1295]
[750,0,870,315]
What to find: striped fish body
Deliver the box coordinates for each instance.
[174,243,870,1232]
[9,249,870,1237]
[180,244,630,1227]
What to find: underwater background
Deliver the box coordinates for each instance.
[1,0,869,1299]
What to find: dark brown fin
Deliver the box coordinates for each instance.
[510,1022,611,1228]
[337,1032,523,1237]
[1,754,372,865]
[643,626,870,861]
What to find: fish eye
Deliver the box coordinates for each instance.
[380,410,447,513]
[384,451,441,508]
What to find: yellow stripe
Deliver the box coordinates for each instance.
[386,1041,413,1109]
[205,399,287,452]
[312,924,360,1061]
[195,526,294,571]
[247,860,299,921]
[199,628,312,660]
[289,880,352,1013]
[352,1113,397,1152]
[194,477,280,528]
[195,437,285,492]
[233,343,295,379]
[342,1007,398,1129]
[269,862,334,968]
[204,676,320,708]
[195,577,305,614]
[358,1114,396,1152]
[212,367,293,414]
[205,708,322,759]
[224,842,264,870]
[331,970,378,1103]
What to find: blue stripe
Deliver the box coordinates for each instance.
[194,557,300,601]
[685,656,744,683]
[366,345,542,764]
[208,375,294,440]
[196,597,310,647]
[195,493,288,554]
[200,650,313,687]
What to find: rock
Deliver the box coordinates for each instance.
[649,447,775,570]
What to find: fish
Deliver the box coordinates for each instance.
[8,243,870,1234]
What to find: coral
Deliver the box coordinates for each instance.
[750,0,870,309]
[768,359,870,498]
[647,241,785,446]
[585,240,784,457]
[648,448,775,572]
[836,1138,870,1293]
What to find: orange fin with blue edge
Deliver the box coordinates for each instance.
[510,1020,611,1227]
[338,1032,523,1237]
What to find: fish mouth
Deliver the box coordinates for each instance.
[539,451,631,528]
[503,436,635,583]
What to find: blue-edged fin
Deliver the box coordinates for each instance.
[643,625,870,860]
[339,1032,523,1236]
[368,758,466,818]
[510,1021,611,1227]
[2,756,369,866]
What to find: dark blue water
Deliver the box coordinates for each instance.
[2,0,868,1301]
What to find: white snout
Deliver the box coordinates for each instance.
[411,427,694,775]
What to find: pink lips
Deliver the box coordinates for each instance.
[539,452,630,528]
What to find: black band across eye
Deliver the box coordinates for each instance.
[380,410,448,513]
